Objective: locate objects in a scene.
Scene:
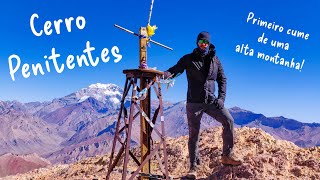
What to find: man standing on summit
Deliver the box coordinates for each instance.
[163,32,242,178]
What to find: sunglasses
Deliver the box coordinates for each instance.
[198,39,209,44]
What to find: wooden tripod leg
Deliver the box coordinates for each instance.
[107,145,124,177]
[158,82,170,180]
[107,78,130,179]
[122,76,138,180]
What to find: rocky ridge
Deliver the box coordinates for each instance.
[5,127,320,180]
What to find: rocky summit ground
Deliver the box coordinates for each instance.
[3,127,320,180]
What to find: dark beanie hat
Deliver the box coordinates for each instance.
[197,31,210,44]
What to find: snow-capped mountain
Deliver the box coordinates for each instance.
[57,83,124,109]
[75,83,123,106]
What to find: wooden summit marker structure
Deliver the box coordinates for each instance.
[106,1,173,179]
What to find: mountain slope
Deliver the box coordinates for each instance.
[0,153,50,177]
[0,83,125,164]
[6,127,320,179]
[0,101,64,156]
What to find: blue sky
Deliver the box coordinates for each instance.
[0,0,319,123]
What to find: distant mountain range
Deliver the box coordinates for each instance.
[0,83,319,176]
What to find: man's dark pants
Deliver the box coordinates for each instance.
[186,103,234,168]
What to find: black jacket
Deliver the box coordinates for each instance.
[166,44,227,103]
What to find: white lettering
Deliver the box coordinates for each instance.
[53,19,63,34]
[30,13,43,36]
[111,46,122,63]
[83,41,99,67]
[101,48,110,63]
[44,21,52,35]
[29,14,86,36]
[65,17,74,32]
[8,55,21,81]
[76,16,86,30]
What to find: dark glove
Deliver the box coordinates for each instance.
[163,71,172,79]
[214,98,224,109]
